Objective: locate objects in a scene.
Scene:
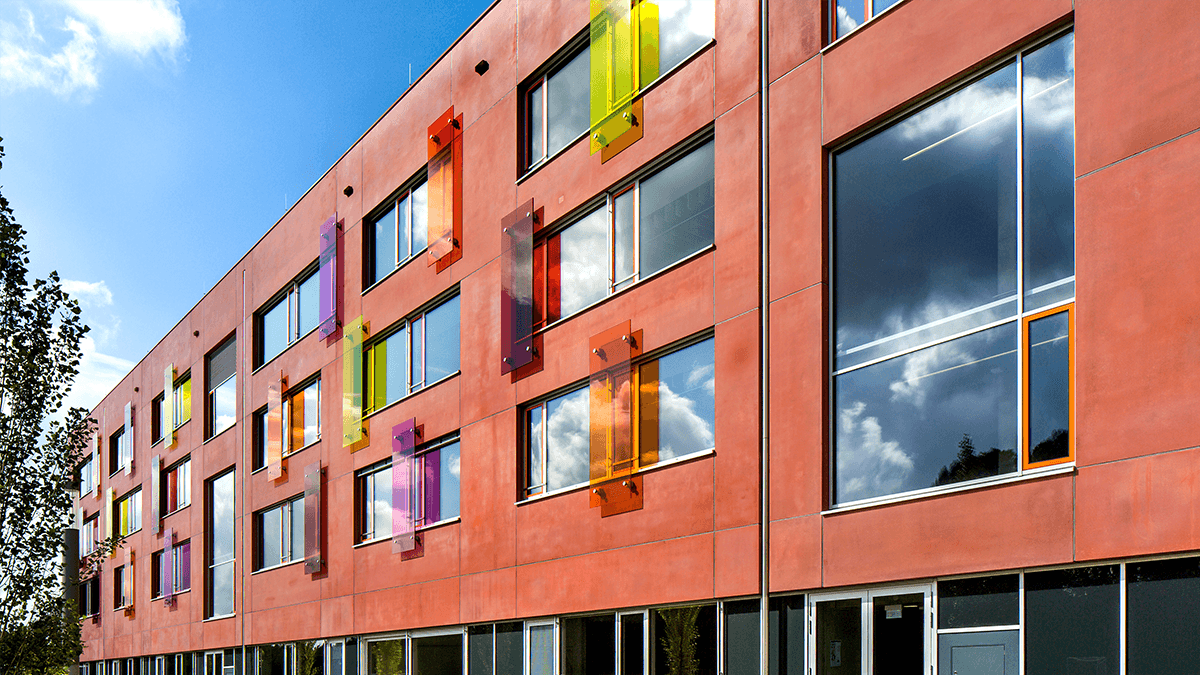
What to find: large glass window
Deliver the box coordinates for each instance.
[206,469,235,618]
[365,637,406,675]
[526,43,590,169]
[151,540,192,598]
[254,495,304,571]
[282,377,321,455]
[116,488,142,536]
[80,514,99,557]
[109,427,131,476]
[1025,566,1119,675]
[80,455,95,496]
[1128,557,1200,673]
[540,140,714,323]
[160,457,191,516]
[356,437,461,543]
[832,32,1075,505]
[206,337,237,439]
[256,267,320,367]
[365,294,460,412]
[368,179,428,286]
[524,336,714,498]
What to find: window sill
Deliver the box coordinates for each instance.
[252,324,323,376]
[151,588,191,601]
[518,448,714,506]
[163,504,190,519]
[256,439,321,475]
[539,243,714,334]
[251,558,305,575]
[354,517,462,549]
[364,371,461,420]
[203,613,235,623]
[204,423,237,445]
[823,463,1076,515]
[822,0,907,53]
[516,131,589,185]
[362,248,430,296]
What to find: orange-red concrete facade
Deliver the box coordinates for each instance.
[77,0,1200,668]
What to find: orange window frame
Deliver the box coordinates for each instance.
[1022,303,1075,470]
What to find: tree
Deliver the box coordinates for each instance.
[0,137,100,674]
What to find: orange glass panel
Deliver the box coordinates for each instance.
[637,359,659,468]
[427,107,463,270]
[267,376,284,481]
[1023,304,1074,469]
[589,321,637,487]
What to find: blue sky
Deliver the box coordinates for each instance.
[0,0,495,413]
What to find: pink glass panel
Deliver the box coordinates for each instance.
[318,215,338,340]
[422,449,441,526]
[304,462,322,573]
[163,528,174,604]
[392,419,417,553]
[150,455,161,534]
[267,378,283,480]
[501,200,536,374]
[177,540,191,591]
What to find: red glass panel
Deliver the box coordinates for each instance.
[501,200,536,374]
[392,419,417,553]
[166,468,178,514]
[318,215,339,340]
[303,462,322,574]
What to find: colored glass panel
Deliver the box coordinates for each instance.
[123,402,133,476]
[164,528,174,604]
[125,547,134,609]
[303,462,322,574]
[150,455,161,534]
[1026,308,1071,467]
[105,487,113,549]
[590,322,634,484]
[318,215,338,340]
[164,365,176,448]
[177,540,191,591]
[267,377,283,480]
[427,107,461,268]
[177,377,191,426]
[343,316,364,447]
[500,200,536,374]
[92,431,100,500]
[391,419,416,553]
[588,0,659,154]
[369,338,388,412]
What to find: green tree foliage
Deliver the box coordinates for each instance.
[0,138,104,673]
[659,606,702,675]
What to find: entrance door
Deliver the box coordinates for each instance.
[811,585,932,675]
[937,632,1018,675]
[203,652,222,675]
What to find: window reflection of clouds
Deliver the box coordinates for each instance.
[545,388,590,492]
[655,340,715,461]
[558,208,609,318]
[657,1,714,73]
[547,50,590,155]
[439,443,461,521]
[835,325,1017,504]
[835,5,860,39]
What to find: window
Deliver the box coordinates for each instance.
[256,267,320,367]
[256,644,297,675]
[206,469,235,618]
[150,394,165,445]
[254,496,304,571]
[151,540,191,598]
[79,575,100,616]
[367,179,428,286]
[116,488,142,536]
[161,458,191,515]
[283,378,321,454]
[364,294,460,412]
[536,140,713,324]
[109,427,131,476]
[173,373,192,429]
[811,586,931,675]
[356,437,461,543]
[524,336,714,497]
[831,32,1075,506]
[80,455,95,496]
[206,337,237,439]
[831,0,902,41]
[81,514,99,557]
[113,565,128,609]
[468,623,523,675]
[366,637,407,675]
[525,41,589,169]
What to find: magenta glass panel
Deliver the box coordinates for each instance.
[304,461,322,573]
[392,419,417,553]
[500,200,536,374]
[422,449,441,526]
[150,455,161,534]
[163,527,174,604]
[177,540,191,591]
[318,215,338,340]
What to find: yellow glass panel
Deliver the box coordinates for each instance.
[177,378,192,426]
[343,316,364,447]
[639,1,660,88]
[589,0,659,154]
[369,340,388,412]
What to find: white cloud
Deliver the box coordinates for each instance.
[61,335,134,414]
[0,0,185,97]
[62,278,113,307]
[836,401,914,503]
[656,380,714,461]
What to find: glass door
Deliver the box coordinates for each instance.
[810,585,932,675]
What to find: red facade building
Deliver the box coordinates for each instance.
[76,0,1200,673]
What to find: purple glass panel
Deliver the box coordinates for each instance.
[304,462,322,573]
[422,449,441,526]
[124,402,134,476]
[163,527,174,604]
[500,200,536,374]
[392,419,417,553]
[177,540,191,591]
[318,215,338,340]
[150,455,161,534]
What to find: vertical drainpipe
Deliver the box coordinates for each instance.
[759,0,772,672]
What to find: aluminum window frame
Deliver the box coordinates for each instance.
[355,433,462,545]
[281,375,322,457]
[363,291,461,416]
[363,171,431,292]
[162,456,191,516]
[253,494,305,572]
[254,263,321,370]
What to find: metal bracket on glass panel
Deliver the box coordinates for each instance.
[303,462,323,574]
[427,107,463,272]
[318,214,340,341]
[589,321,645,517]
[501,199,536,374]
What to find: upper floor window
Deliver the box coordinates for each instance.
[356,436,461,543]
[523,336,715,498]
[535,139,714,325]
[832,0,902,41]
[151,539,191,598]
[161,457,191,515]
[150,394,165,445]
[831,32,1075,506]
[255,267,320,367]
[79,575,100,617]
[116,488,142,536]
[174,373,192,429]
[206,336,237,439]
[80,513,99,557]
[365,294,460,413]
[206,469,236,618]
[284,377,321,454]
[367,179,428,287]
[108,427,131,476]
[113,565,129,609]
[254,495,303,571]
[79,455,95,496]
